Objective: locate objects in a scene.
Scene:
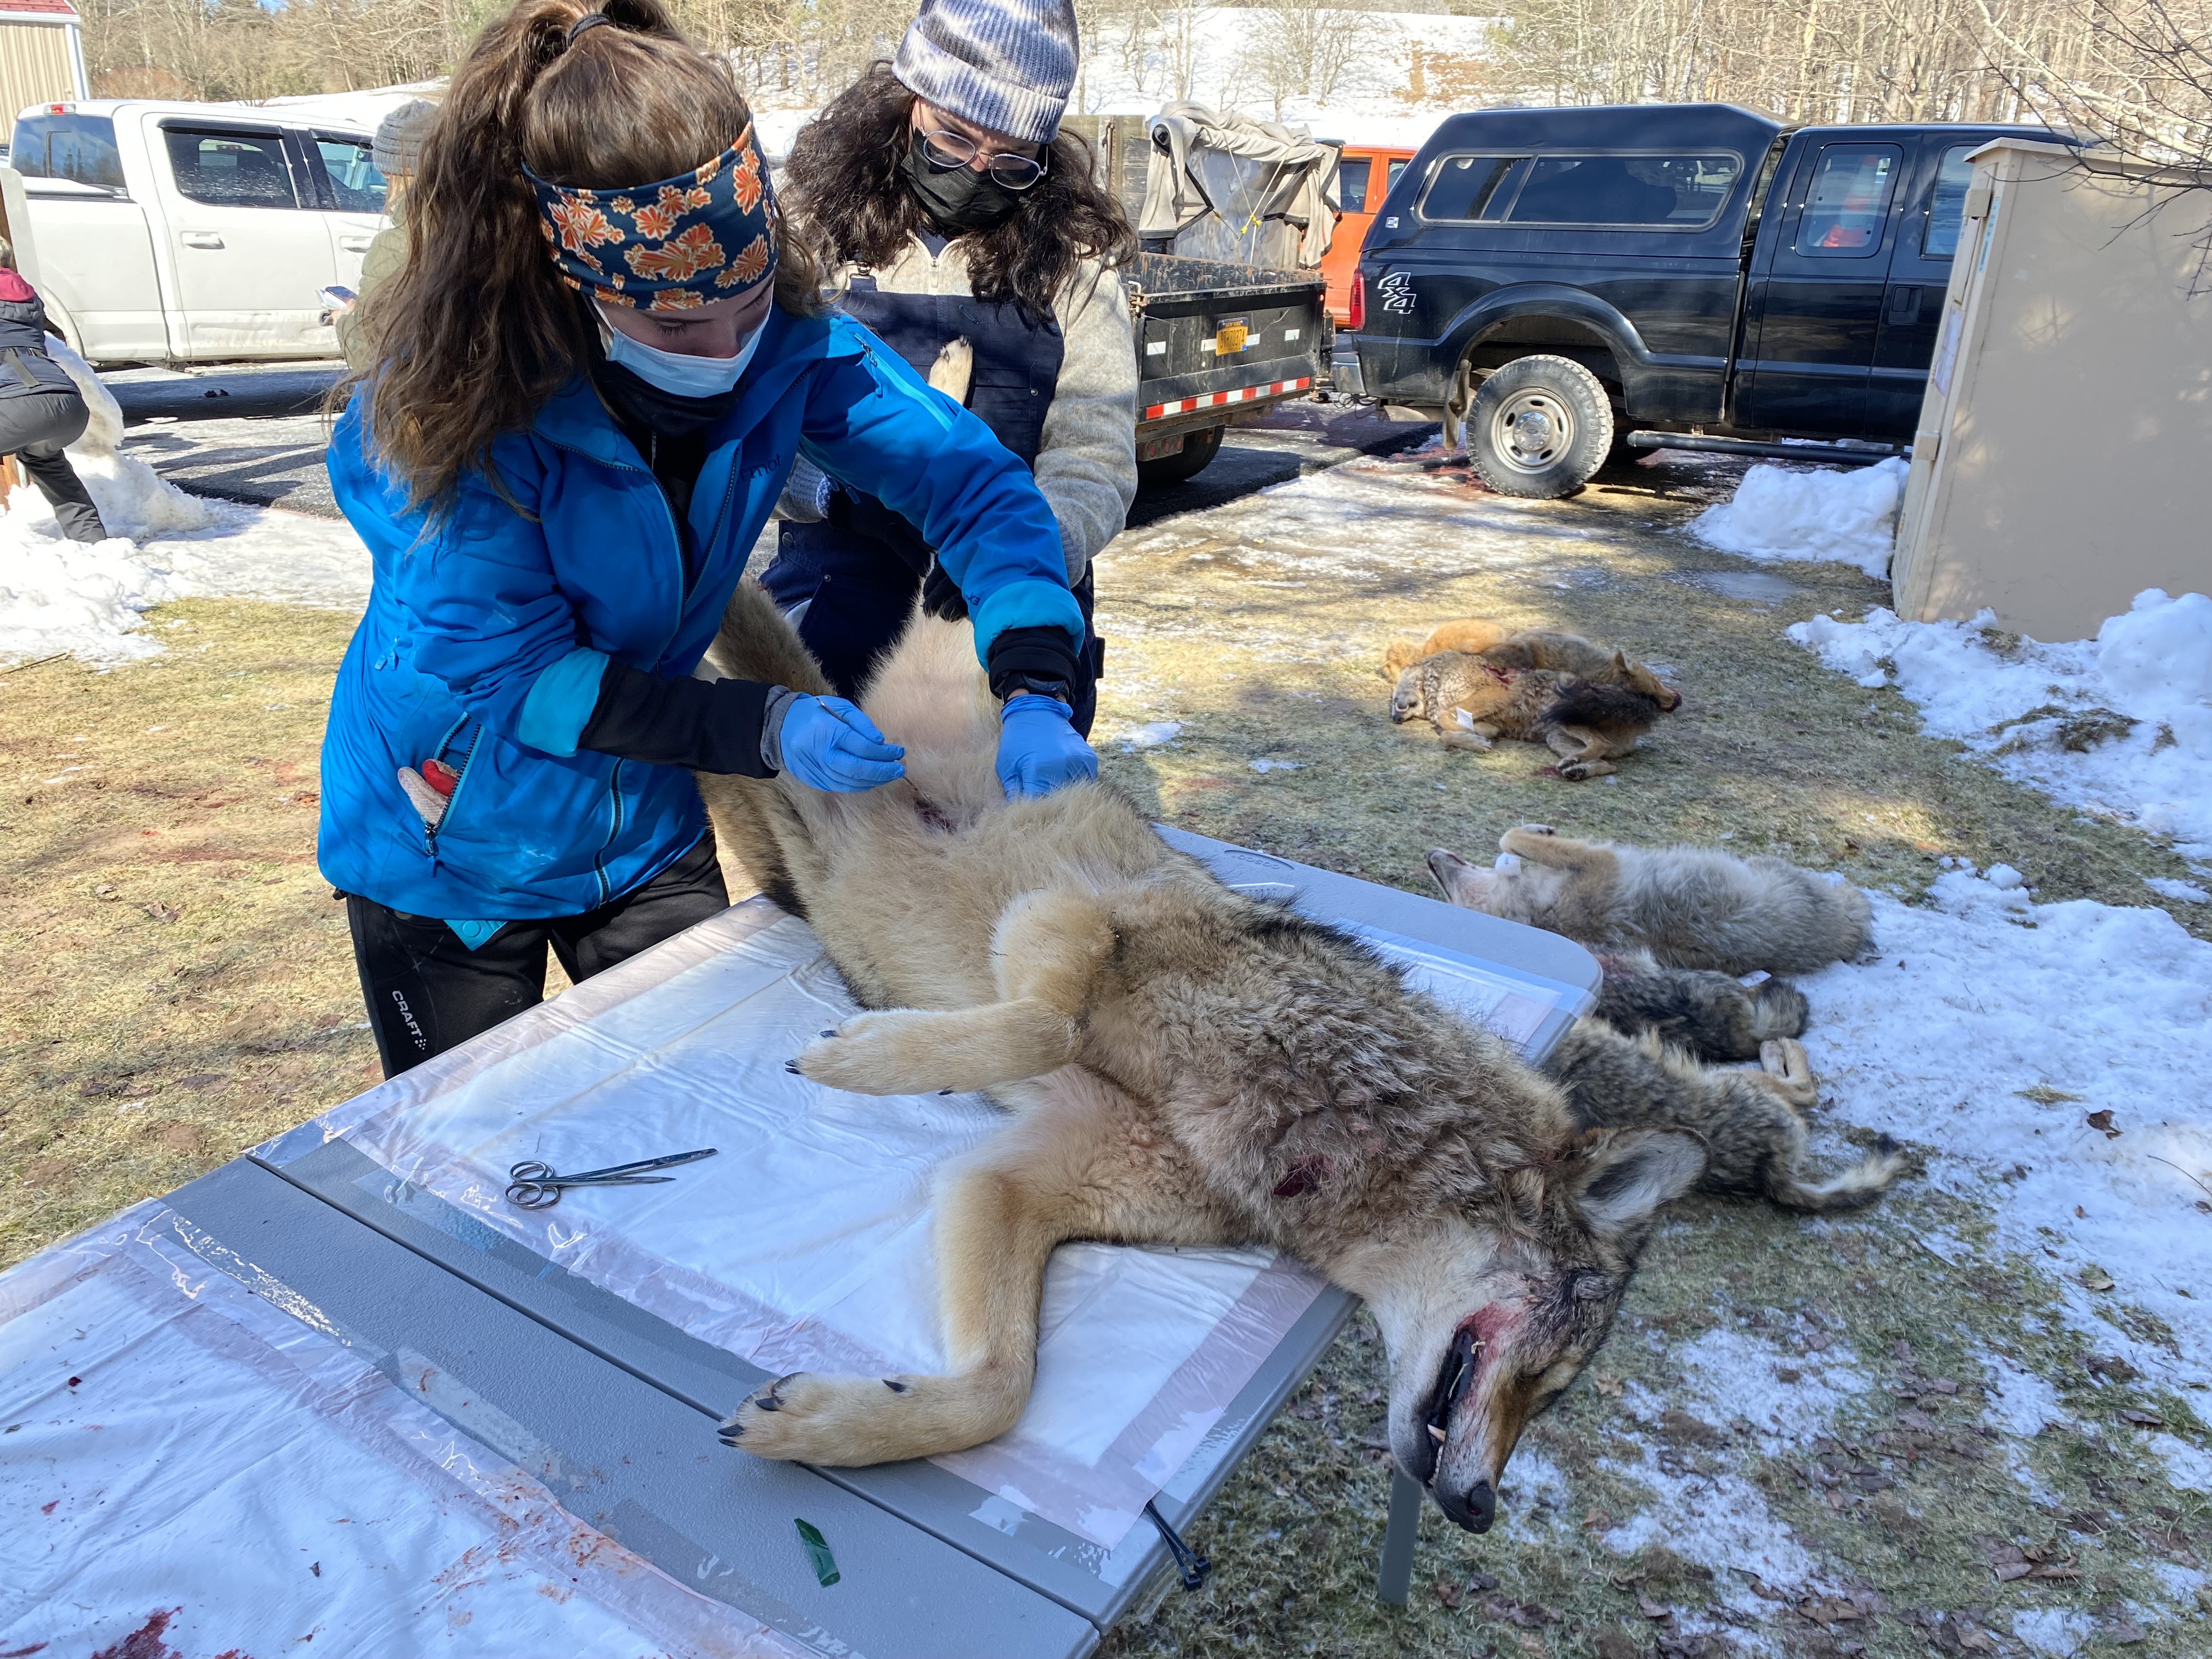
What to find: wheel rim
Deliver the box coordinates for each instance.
[1488,388,1575,473]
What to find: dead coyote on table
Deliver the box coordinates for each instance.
[696,584,1898,1532]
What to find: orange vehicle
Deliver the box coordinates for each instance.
[1322,144,1415,324]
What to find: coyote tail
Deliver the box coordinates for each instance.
[1540,679,1663,734]
[1768,1133,1909,1212]
[1751,978,1810,1041]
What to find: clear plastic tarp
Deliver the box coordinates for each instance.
[257,897,1584,1550]
[0,1201,814,1658]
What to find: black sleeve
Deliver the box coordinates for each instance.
[986,625,1086,703]
[577,659,777,776]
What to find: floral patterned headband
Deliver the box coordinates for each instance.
[522,123,777,312]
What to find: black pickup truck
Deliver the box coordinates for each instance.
[1344,104,2052,496]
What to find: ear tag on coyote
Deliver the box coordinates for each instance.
[1453,707,1477,731]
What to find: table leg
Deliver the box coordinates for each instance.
[1376,1466,1423,1603]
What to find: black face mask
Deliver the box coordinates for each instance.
[901,131,1029,236]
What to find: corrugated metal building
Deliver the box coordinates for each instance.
[0,0,88,139]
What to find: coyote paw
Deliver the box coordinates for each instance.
[1757,1038,1820,1108]
[791,1011,939,1096]
[1497,825,1559,857]
[719,1369,963,1466]
[719,1371,896,1464]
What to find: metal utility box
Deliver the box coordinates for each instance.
[1891,138,2212,639]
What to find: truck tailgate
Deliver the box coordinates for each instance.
[1126,253,1324,431]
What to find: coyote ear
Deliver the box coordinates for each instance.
[1572,1130,1704,1237]
[1611,649,1630,672]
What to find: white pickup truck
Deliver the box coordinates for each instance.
[2,98,386,365]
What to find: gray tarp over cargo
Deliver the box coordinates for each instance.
[1138,103,1340,269]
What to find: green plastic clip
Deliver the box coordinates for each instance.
[795,1517,840,1587]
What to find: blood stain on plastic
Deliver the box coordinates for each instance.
[86,1608,181,1659]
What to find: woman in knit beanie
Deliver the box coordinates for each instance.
[767,0,1137,735]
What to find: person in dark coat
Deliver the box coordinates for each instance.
[0,245,108,543]
[766,0,1138,736]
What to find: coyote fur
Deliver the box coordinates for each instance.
[1390,654,1672,780]
[1542,1026,1904,1213]
[1427,828,1874,976]
[1382,621,1683,714]
[693,587,1892,1532]
[1588,948,1807,1063]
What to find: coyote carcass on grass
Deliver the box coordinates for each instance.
[695,584,1889,1532]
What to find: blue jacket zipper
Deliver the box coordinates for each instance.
[541,435,705,905]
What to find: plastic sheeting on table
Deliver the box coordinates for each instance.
[0,1200,813,1659]
[258,896,1585,1550]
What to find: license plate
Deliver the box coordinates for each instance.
[1214,323,1249,356]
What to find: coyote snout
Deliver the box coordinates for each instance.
[1356,1130,1708,1532]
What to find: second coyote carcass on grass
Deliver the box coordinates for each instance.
[697,586,1899,1532]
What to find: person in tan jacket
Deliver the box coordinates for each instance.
[765,0,1137,734]
[335,99,437,375]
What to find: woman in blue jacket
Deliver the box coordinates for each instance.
[324,0,1096,1077]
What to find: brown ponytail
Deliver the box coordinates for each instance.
[347,0,825,509]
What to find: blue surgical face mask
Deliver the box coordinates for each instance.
[596,310,764,398]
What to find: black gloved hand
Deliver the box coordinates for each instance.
[578,659,776,776]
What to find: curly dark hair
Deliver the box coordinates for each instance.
[782,65,1135,324]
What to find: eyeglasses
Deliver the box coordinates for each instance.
[918,128,1048,191]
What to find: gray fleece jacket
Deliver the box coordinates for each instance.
[782,236,1138,583]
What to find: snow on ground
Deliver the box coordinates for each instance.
[0,350,369,668]
[1799,868,2212,1395]
[1787,589,2212,866]
[1686,458,1909,579]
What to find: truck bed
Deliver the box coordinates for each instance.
[1125,252,1326,436]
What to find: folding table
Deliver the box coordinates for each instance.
[0,828,1596,1658]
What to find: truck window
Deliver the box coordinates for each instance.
[316,136,387,215]
[1921,145,1977,258]
[1418,156,1519,222]
[1506,153,1742,228]
[1794,144,1901,257]
[1339,159,1371,215]
[1387,159,1408,195]
[10,113,125,191]
[165,128,298,210]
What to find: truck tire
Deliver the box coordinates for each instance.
[1466,354,1615,499]
[1137,423,1224,487]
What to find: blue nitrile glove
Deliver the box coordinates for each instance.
[776,695,906,792]
[997,694,1098,800]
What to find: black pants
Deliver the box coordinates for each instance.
[759,540,1102,738]
[0,390,105,544]
[345,831,729,1078]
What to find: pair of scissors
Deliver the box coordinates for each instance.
[505,1147,719,1209]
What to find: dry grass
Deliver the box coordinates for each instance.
[1087,454,2210,939]
[1,599,382,1266]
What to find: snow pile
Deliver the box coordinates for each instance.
[1787,590,2212,862]
[1686,457,1910,579]
[1799,870,2212,1392]
[0,347,371,668]
[0,537,190,667]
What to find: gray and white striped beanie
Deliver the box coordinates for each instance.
[891,0,1079,146]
